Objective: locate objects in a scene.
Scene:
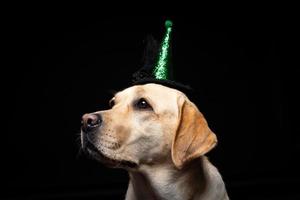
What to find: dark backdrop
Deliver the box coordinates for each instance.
[7,13,299,199]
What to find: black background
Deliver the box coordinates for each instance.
[6,12,299,200]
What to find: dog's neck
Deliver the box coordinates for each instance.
[126,157,209,200]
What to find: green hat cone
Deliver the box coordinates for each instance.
[153,20,173,80]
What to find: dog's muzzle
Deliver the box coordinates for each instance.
[80,113,137,169]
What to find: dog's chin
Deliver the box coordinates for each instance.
[84,141,137,169]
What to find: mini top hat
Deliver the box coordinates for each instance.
[132,20,193,95]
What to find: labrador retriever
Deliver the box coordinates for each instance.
[81,83,229,200]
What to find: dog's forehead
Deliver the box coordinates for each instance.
[116,83,183,107]
[115,83,185,112]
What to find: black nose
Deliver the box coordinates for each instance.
[81,113,102,132]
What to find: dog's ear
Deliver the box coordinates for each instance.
[171,97,217,169]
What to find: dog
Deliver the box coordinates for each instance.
[81,83,229,200]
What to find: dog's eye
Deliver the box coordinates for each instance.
[135,98,152,110]
[109,99,115,108]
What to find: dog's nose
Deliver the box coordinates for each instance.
[81,113,102,132]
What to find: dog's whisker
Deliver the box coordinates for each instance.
[76,148,84,159]
[75,132,82,145]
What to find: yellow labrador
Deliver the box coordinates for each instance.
[81,83,229,200]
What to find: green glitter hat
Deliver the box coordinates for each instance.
[153,20,173,80]
[132,20,192,94]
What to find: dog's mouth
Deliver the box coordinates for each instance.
[84,140,137,169]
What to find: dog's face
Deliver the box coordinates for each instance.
[81,83,217,170]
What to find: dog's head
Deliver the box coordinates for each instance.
[81,83,217,170]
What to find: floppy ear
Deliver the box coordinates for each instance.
[172,97,217,169]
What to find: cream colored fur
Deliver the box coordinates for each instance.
[81,83,229,200]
